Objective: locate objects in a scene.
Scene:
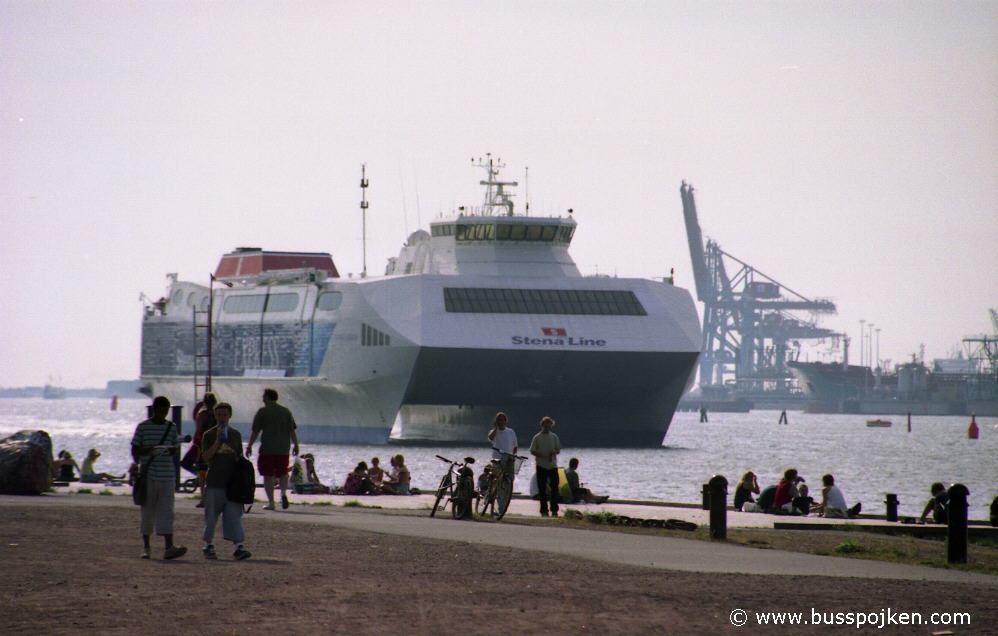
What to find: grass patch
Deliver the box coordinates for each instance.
[342,500,382,509]
[833,540,866,554]
[76,488,93,494]
[98,489,114,496]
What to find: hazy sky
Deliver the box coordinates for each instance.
[2,1,996,387]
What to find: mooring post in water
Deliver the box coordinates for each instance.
[708,474,728,540]
[884,493,899,522]
[907,412,911,433]
[946,483,969,564]
[701,483,711,510]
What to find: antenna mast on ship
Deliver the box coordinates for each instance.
[472,153,517,216]
[360,163,369,278]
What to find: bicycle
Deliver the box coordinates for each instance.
[429,455,476,520]
[476,447,527,521]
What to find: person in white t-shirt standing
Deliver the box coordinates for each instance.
[487,412,518,471]
[529,416,561,517]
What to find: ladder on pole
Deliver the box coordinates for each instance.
[193,305,212,407]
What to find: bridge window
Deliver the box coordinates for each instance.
[317,291,343,311]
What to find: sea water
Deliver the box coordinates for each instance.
[2,397,995,519]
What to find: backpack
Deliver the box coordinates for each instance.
[226,456,256,505]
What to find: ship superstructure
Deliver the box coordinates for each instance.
[141,158,701,446]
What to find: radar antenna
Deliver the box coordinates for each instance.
[472,153,518,216]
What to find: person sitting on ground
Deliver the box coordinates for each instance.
[733,471,760,511]
[343,462,373,495]
[795,483,815,516]
[919,482,949,524]
[772,469,803,514]
[290,456,308,492]
[53,450,81,482]
[368,457,386,488]
[381,454,411,495]
[756,483,778,512]
[300,453,330,494]
[811,473,849,518]
[564,457,608,504]
[80,448,125,483]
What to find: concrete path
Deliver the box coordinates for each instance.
[5,492,996,586]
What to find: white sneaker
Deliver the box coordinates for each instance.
[263,503,275,510]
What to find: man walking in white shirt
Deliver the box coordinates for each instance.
[530,416,561,517]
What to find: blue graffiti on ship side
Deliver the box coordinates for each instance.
[141,321,336,378]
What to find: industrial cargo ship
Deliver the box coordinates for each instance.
[789,326,998,417]
[140,158,701,446]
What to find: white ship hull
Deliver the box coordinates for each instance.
[140,161,702,446]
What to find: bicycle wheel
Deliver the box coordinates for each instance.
[493,476,513,520]
[430,473,451,518]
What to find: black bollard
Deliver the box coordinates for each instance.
[991,495,998,528]
[170,405,184,490]
[885,493,899,522]
[171,405,184,435]
[701,483,711,510]
[946,484,970,564]
[708,474,728,540]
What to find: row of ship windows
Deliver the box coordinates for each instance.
[431,223,574,243]
[175,287,644,318]
[361,323,390,346]
[443,287,647,316]
[172,291,345,315]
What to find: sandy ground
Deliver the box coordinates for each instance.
[1,500,995,635]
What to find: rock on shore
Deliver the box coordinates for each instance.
[0,430,53,495]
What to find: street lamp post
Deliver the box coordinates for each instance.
[859,319,866,367]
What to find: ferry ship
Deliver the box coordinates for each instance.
[140,158,701,446]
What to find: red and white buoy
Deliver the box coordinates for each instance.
[968,414,979,440]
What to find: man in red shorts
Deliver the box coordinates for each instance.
[246,388,300,510]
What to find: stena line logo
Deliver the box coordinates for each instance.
[511,327,607,348]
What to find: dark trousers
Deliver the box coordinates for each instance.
[536,466,560,514]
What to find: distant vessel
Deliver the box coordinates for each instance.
[42,384,66,400]
[866,419,892,427]
[140,158,702,446]
[789,330,998,417]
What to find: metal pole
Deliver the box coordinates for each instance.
[859,320,865,367]
[207,275,215,394]
[884,493,899,522]
[360,164,369,279]
[708,474,728,540]
[946,483,969,564]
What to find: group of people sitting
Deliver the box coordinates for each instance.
[326,455,412,496]
[53,449,126,484]
[734,469,862,518]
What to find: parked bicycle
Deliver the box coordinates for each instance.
[429,455,476,520]
[476,447,526,520]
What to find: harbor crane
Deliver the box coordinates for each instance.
[680,182,838,394]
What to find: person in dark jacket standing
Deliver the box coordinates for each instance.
[200,402,250,560]
[131,395,187,560]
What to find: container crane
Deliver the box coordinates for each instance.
[680,182,838,395]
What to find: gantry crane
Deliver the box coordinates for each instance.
[680,182,839,393]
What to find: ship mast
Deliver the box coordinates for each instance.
[360,163,369,278]
[472,153,517,216]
